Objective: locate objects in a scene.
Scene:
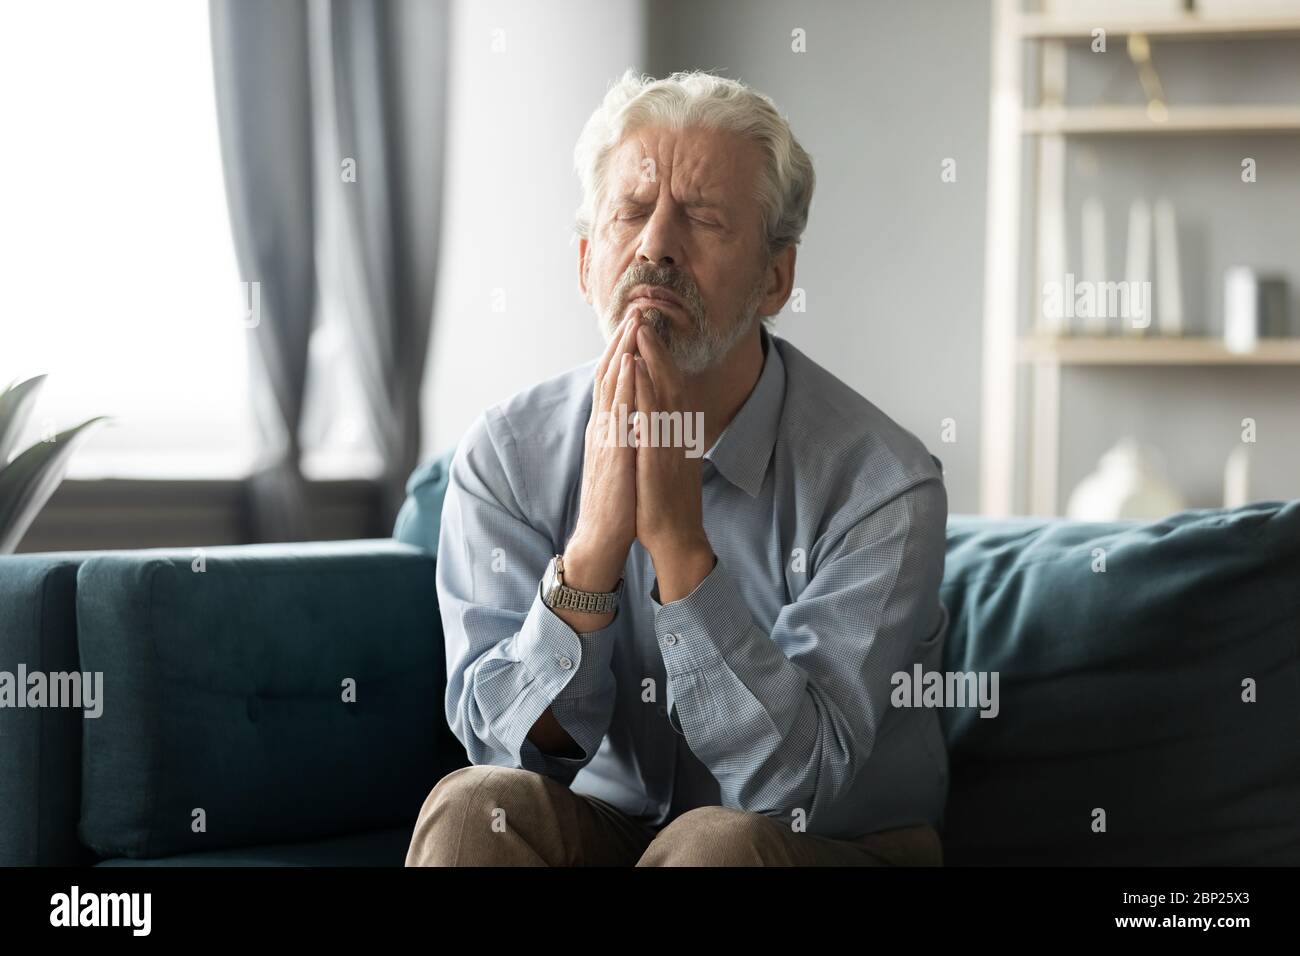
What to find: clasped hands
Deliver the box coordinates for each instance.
[563,309,716,609]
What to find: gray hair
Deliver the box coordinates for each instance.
[573,69,816,260]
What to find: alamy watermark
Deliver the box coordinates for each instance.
[595,403,705,458]
[0,665,103,718]
[1043,274,1152,329]
[891,664,999,719]
[50,886,150,936]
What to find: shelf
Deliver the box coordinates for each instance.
[1018,335,1300,365]
[982,0,1300,516]
[1022,105,1300,134]
[1018,13,1300,40]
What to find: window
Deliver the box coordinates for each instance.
[0,0,254,477]
[0,0,382,481]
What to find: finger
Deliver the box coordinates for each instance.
[602,311,642,405]
[612,351,636,444]
[594,311,632,386]
[632,357,655,455]
[634,355,658,414]
[603,312,640,399]
[635,324,683,404]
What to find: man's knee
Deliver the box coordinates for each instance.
[638,806,795,866]
[404,765,556,866]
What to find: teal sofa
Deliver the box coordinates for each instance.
[2,453,1297,866]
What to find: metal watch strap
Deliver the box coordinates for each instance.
[547,554,623,614]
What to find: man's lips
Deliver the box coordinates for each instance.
[627,286,685,312]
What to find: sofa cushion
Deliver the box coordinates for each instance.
[939,501,1300,865]
[392,449,471,784]
[76,540,446,860]
[392,449,454,556]
[0,552,100,866]
[94,826,412,867]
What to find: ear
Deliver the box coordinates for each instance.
[758,245,796,317]
[578,236,593,304]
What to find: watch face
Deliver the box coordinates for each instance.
[542,557,562,606]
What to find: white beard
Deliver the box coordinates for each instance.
[601,275,766,374]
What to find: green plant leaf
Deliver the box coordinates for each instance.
[0,374,48,466]
[0,416,108,554]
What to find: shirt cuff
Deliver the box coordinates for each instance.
[650,556,755,678]
[515,580,618,701]
[501,585,620,773]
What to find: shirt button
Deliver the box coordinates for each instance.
[658,705,668,716]
[558,656,573,669]
[664,633,678,647]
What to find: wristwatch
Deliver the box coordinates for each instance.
[541,554,624,614]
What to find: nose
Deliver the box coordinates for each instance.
[635,200,681,268]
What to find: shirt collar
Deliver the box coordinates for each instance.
[703,326,785,498]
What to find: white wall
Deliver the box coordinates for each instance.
[643,0,992,513]
[422,0,647,459]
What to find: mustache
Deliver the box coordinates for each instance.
[610,265,702,322]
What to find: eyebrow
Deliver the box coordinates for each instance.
[610,195,726,212]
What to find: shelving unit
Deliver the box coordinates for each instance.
[1018,335,1300,365]
[980,1,1300,516]
[1022,105,1300,133]
[1018,12,1300,39]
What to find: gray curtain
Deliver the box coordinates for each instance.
[314,0,448,527]
[210,0,316,542]
[210,0,447,539]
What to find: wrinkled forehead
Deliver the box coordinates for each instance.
[602,124,763,207]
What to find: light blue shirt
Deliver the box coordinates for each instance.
[437,328,950,839]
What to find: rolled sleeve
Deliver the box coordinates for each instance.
[509,589,619,774]
[652,559,753,676]
[514,583,617,702]
[438,412,618,785]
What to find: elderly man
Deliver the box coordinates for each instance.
[405,69,949,867]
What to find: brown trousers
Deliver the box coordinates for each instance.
[405,765,943,867]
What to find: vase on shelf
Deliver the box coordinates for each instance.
[1066,438,1186,521]
[1223,268,1291,354]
